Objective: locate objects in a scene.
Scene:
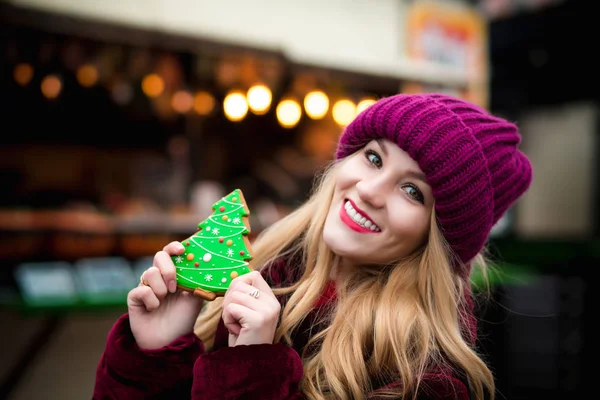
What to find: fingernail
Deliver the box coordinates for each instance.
[177,243,185,252]
[168,280,176,293]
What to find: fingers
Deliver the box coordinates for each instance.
[163,241,186,255]
[230,271,272,295]
[128,285,160,311]
[221,271,281,339]
[222,303,244,336]
[227,271,278,307]
[222,284,261,312]
[222,301,278,346]
[153,250,178,293]
[128,241,187,313]
[142,266,168,299]
[143,241,184,294]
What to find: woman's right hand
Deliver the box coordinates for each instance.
[128,241,205,350]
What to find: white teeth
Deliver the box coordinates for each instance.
[344,201,380,231]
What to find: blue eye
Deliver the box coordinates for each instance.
[365,149,382,168]
[402,184,424,204]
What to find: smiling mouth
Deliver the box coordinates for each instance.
[340,200,381,233]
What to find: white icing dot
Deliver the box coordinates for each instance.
[203,253,212,262]
[221,278,227,283]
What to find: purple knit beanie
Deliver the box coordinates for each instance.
[335,93,533,266]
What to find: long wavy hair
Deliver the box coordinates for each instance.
[195,157,495,400]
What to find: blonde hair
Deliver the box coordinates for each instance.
[195,160,495,400]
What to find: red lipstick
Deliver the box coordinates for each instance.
[339,202,378,234]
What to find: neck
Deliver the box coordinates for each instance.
[330,256,355,281]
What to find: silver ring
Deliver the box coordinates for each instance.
[248,288,260,299]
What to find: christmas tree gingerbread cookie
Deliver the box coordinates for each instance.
[173,189,253,301]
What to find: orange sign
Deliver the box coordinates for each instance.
[404,1,489,109]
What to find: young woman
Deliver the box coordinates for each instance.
[94,93,532,400]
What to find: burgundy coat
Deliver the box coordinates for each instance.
[93,260,476,399]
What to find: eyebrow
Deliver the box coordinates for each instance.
[375,139,427,183]
[375,139,388,156]
[405,170,428,183]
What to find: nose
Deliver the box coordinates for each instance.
[356,176,386,209]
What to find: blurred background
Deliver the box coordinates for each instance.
[0,0,595,399]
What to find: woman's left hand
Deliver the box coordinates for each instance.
[221,270,281,347]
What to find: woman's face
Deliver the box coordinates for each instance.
[323,139,434,267]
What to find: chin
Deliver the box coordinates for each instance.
[322,229,358,260]
[323,225,347,254]
[323,208,368,261]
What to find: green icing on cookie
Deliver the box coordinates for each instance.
[173,189,253,294]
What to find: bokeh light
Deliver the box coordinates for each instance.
[332,99,356,126]
[141,73,164,98]
[247,84,272,115]
[13,63,34,86]
[171,90,194,114]
[356,97,377,114]
[193,91,215,116]
[223,91,248,121]
[40,74,62,99]
[76,64,98,87]
[304,90,329,119]
[276,99,302,128]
